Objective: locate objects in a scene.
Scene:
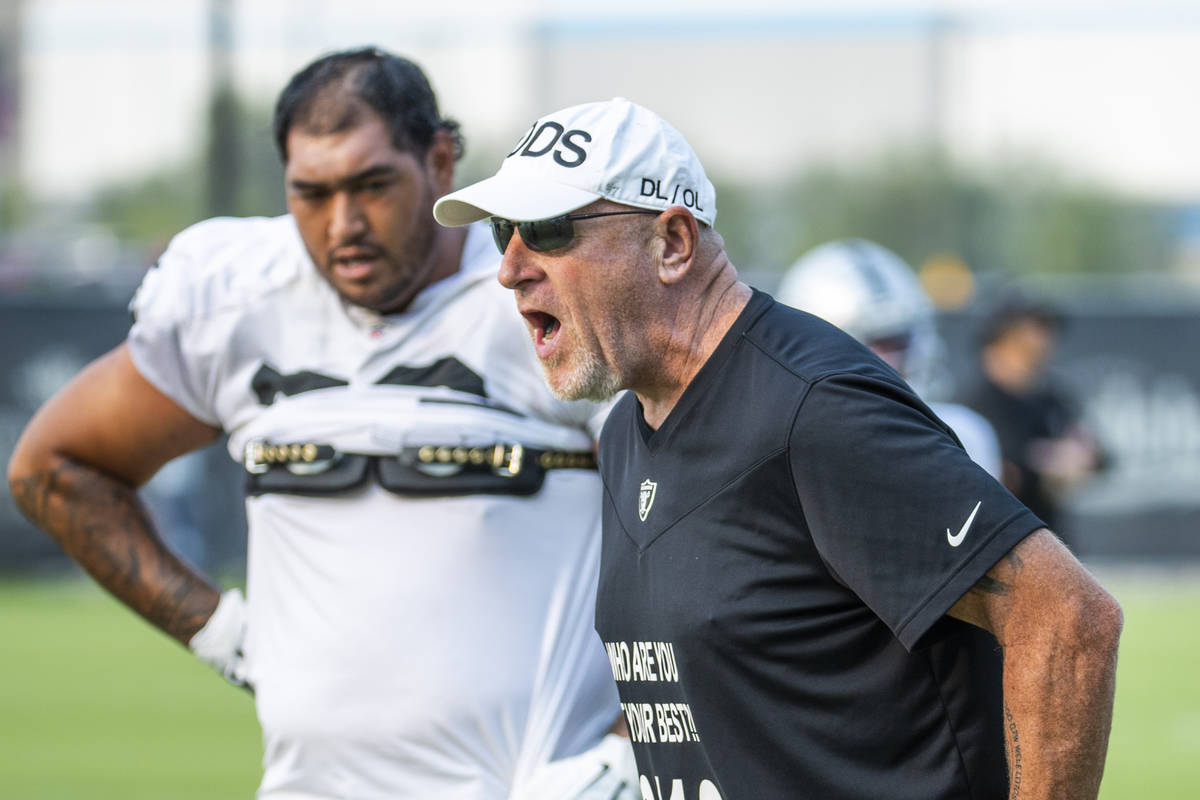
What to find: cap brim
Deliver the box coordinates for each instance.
[434,175,601,226]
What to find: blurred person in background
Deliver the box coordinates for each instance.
[6,47,636,800]
[963,296,1106,549]
[777,238,1002,479]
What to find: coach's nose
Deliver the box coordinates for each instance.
[498,232,545,291]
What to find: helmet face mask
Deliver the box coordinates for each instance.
[864,331,914,374]
[777,239,949,398]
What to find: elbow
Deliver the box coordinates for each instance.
[1082,589,1123,701]
[7,436,36,505]
[7,432,56,519]
[1093,588,1124,655]
[1064,583,1124,666]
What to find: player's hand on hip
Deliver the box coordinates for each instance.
[187,588,252,692]
[512,733,640,800]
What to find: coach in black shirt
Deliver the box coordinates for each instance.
[435,97,1122,800]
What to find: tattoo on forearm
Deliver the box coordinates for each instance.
[974,575,1012,595]
[1005,702,1023,799]
[10,460,216,643]
[973,547,1027,597]
[1003,549,1025,572]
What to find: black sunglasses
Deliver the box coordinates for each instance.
[489,210,659,255]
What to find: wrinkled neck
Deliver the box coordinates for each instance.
[635,267,751,430]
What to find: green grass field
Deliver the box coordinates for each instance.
[0,571,1197,798]
[1095,568,1200,799]
[0,579,262,799]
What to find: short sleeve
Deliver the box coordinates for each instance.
[789,372,1042,650]
[126,233,223,427]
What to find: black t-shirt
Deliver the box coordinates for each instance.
[594,291,1043,800]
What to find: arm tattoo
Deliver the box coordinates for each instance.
[10,459,217,644]
[974,575,1012,596]
[1004,702,1024,799]
[972,547,1028,597]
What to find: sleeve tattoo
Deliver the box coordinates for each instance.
[10,459,216,643]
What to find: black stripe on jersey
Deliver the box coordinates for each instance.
[251,357,489,406]
[252,364,348,405]
[376,357,487,398]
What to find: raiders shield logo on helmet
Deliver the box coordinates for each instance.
[638,479,657,522]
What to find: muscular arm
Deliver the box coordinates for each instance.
[948,529,1123,799]
[7,343,223,645]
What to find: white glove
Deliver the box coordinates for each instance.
[512,733,640,800]
[188,588,251,691]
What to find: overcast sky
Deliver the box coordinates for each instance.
[16,0,1200,201]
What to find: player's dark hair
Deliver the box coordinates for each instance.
[979,293,1063,347]
[272,47,464,163]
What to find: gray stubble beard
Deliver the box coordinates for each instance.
[542,346,623,403]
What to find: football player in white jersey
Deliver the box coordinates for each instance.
[7,48,635,800]
[776,239,1003,479]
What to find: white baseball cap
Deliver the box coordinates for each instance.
[433,97,717,227]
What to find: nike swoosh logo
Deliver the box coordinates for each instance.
[947,501,982,547]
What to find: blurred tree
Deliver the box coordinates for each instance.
[1019,186,1170,275]
[714,146,1173,280]
[78,132,1173,287]
[0,0,24,237]
[0,179,26,234]
[89,100,284,249]
[90,166,204,245]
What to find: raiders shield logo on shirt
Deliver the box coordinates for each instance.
[638,479,657,521]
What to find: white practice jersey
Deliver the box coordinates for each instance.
[929,401,1003,481]
[128,216,620,799]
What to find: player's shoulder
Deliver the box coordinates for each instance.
[131,214,310,324]
[448,222,512,305]
[435,222,532,335]
[742,289,892,385]
[457,220,500,276]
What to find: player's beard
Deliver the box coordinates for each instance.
[333,183,440,315]
[373,192,439,314]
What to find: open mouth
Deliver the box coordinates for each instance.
[525,310,562,348]
[329,247,383,278]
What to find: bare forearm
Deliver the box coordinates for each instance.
[950,531,1123,799]
[1000,603,1121,799]
[9,454,219,645]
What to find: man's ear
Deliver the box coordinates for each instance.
[426,129,457,195]
[655,207,699,286]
